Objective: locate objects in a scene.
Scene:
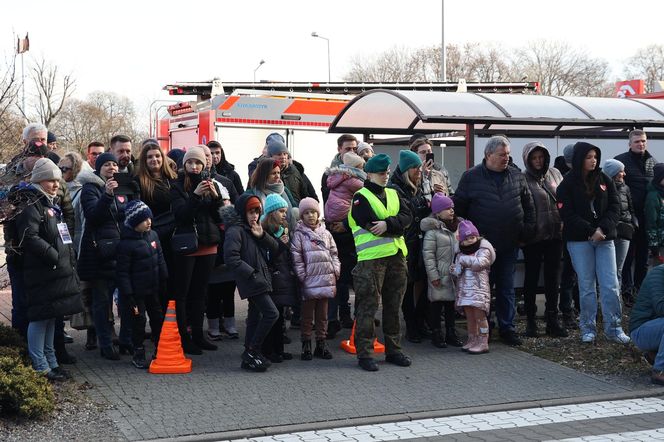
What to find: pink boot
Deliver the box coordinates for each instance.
[468,323,489,354]
[462,334,476,352]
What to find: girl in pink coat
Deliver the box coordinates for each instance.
[324,152,367,222]
[291,198,341,361]
[451,220,496,355]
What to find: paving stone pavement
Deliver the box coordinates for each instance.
[60,295,657,442]
[2,286,662,441]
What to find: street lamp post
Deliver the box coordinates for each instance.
[253,59,265,83]
[311,32,330,83]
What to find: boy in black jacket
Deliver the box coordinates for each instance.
[117,200,168,368]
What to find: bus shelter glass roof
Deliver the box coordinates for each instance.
[328,90,664,135]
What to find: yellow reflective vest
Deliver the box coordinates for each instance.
[348,187,408,262]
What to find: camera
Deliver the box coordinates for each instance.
[200,170,211,181]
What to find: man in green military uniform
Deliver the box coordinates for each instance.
[348,153,413,371]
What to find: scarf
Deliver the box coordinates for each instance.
[459,239,482,255]
[265,182,285,195]
[31,183,57,206]
[443,216,460,233]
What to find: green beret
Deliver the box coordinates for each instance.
[364,153,391,173]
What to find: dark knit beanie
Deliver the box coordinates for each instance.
[399,150,422,172]
[95,152,118,174]
[124,199,153,229]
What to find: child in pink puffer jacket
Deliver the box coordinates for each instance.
[450,220,496,355]
[291,198,341,361]
[324,152,366,222]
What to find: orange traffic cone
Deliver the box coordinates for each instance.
[340,320,385,354]
[149,300,192,374]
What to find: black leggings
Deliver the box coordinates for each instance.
[173,254,216,336]
[207,281,236,319]
[428,300,457,331]
[261,305,285,357]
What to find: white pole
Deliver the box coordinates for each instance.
[441,0,446,82]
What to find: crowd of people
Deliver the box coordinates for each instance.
[7,122,664,383]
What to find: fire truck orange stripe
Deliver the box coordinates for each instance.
[219,96,240,110]
[283,100,348,116]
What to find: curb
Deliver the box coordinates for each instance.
[143,388,664,441]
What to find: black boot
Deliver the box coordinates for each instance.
[54,333,77,364]
[431,329,447,348]
[118,343,134,356]
[562,311,577,329]
[132,347,149,369]
[340,312,354,329]
[445,327,464,347]
[192,328,218,351]
[525,316,538,337]
[405,320,422,343]
[314,339,333,359]
[100,346,120,361]
[326,320,341,340]
[545,312,569,337]
[181,334,202,355]
[301,340,312,361]
[85,328,97,350]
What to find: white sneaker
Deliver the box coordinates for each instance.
[608,330,631,345]
[207,318,222,341]
[581,332,596,343]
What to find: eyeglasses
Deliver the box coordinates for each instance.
[59,166,72,172]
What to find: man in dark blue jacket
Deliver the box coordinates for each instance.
[453,136,536,346]
[615,129,657,294]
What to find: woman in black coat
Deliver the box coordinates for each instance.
[17,158,82,380]
[135,142,177,307]
[78,152,129,360]
[222,193,280,372]
[170,146,223,355]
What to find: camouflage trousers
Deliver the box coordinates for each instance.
[352,252,408,359]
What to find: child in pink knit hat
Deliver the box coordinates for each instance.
[450,220,496,354]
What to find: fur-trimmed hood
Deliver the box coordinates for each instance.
[325,165,367,181]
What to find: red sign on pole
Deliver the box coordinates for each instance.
[615,80,645,98]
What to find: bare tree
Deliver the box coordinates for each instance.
[624,45,664,93]
[51,91,143,152]
[513,40,612,96]
[344,46,426,82]
[0,56,23,161]
[22,56,76,126]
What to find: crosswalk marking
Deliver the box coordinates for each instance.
[227,398,664,442]
[548,428,664,441]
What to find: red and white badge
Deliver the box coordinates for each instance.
[47,208,55,217]
[599,184,607,191]
[117,195,126,203]
[557,202,563,209]
[151,241,157,249]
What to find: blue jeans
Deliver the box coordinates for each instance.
[489,247,518,332]
[27,318,58,373]
[567,240,624,337]
[631,317,664,371]
[91,279,115,349]
[614,238,630,290]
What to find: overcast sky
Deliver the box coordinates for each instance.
[2,0,663,125]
